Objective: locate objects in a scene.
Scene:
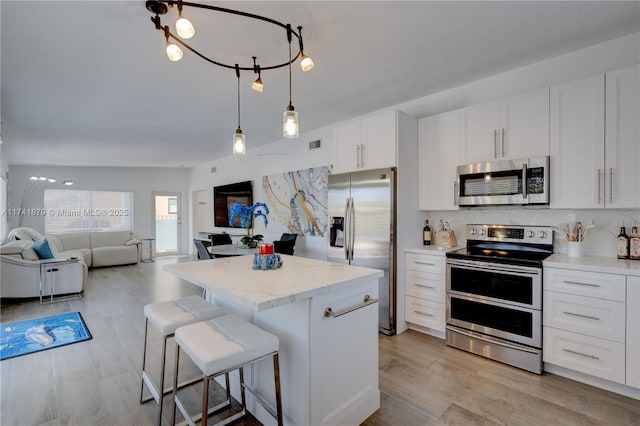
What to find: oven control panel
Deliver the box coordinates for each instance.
[467,224,553,245]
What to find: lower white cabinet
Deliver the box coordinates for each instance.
[544,265,639,394]
[627,277,640,388]
[404,249,446,337]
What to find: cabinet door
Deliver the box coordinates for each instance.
[333,120,362,174]
[605,64,640,209]
[459,100,500,163]
[550,74,605,209]
[418,111,459,210]
[627,276,640,389]
[499,88,550,159]
[362,110,397,170]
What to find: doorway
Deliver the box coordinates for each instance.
[153,192,181,255]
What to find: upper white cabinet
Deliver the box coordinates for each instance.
[605,65,640,209]
[459,87,550,163]
[551,65,639,209]
[333,110,397,174]
[418,110,459,210]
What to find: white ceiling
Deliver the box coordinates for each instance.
[2,1,639,168]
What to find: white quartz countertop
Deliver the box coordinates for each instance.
[544,254,640,277]
[404,246,461,256]
[164,255,383,311]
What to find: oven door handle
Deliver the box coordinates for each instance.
[447,259,541,276]
[448,327,540,354]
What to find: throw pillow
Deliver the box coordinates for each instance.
[32,239,55,260]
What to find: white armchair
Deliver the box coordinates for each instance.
[0,240,87,299]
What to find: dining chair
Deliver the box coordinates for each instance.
[194,239,215,260]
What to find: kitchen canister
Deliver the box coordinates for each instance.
[567,241,583,258]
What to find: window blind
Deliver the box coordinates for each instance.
[44,189,133,234]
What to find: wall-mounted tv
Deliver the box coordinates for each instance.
[213,180,253,228]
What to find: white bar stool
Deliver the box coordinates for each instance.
[140,295,226,426]
[172,314,283,426]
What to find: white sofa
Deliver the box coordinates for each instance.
[8,227,141,268]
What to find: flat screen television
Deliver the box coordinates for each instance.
[213,180,253,228]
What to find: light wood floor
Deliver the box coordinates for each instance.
[1,256,639,426]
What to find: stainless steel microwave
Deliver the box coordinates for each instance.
[456,156,549,206]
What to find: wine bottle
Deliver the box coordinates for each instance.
[617,226,629,259]
[629,226,640,260]
[423,220,432,246]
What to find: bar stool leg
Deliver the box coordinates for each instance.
[239,367,246,410]
[201,376,210,426]
[273,353,283,426]
[140,318,150,403]
[171,344,180,426]
[157,334,169,426]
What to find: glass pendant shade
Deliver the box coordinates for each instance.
[300,53,315,72]
[176,16,195,39]
[252,77,264,92]
[165,42,184,61]
[233,129,246,155]
[283,108,299,138]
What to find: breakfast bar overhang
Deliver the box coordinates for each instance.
[164,254,383,426]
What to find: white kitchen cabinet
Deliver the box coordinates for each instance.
[332,110,397,174]
[404,249,446,337]
[459,87,549,163]
[418,110,460,210]
[543,267,627,384]
[605,64,640,209]
[550,65,639,209]
[627,276,640,389]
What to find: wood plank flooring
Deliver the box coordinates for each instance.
[1,256,639,426]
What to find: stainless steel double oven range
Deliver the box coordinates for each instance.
[445,224,553,374]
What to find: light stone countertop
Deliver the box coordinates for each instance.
[404,246,461,256]
[544,254,640,277]
[163,254,383,311]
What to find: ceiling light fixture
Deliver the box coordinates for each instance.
[18,176,74,226]
[145,0,314,152]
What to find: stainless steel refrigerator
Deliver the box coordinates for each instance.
[328,167,396,335]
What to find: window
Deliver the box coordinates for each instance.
[168,197,177,214]
[44,189,133,234]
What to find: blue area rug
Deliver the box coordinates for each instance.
[0,312,92,361]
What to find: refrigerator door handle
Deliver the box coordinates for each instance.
[343,198,350,261]
[349,197,356,261]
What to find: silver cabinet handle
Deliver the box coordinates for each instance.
[493,129,498,158]
[414,283,435,289]
[356,144,361,168]
[563,280,600,288]
[563,311,600,321]
[608,167,613,204]
[324,294,378,318]
[563,348,600,360]
[415,261,435,266]
[360,144,365,168]
[414,310,433,317]
[597,169,602,205]
[501,128,505,157]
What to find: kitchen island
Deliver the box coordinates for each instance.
[164,254,383,426]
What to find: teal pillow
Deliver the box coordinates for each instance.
[32,239,55,260]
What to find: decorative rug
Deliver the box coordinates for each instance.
[0,311,92,361]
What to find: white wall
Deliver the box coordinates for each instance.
[189,126,333,259]
[7,165,190,251]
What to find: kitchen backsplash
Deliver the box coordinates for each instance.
[423,208,640,258]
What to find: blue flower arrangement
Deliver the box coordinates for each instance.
[228,202,270,229]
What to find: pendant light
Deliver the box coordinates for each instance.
[297,27,315,72]
[251,57,264,92]
[283,24,299,138]
[233,64,246,155]
[163,25,183,61]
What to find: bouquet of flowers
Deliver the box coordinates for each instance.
[229,202,270,247]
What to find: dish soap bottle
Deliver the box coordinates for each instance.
[629,226,640,260]
[423,220,432,246]
[617,226,630,259]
